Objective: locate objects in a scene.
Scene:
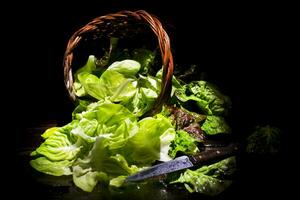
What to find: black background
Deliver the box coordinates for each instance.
[7,1,292,199]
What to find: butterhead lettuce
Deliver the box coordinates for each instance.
[31,54,236,196]
[31,101,176,192]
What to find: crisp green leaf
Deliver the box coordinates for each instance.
[171,157,236,195]
[75,55,97,75]
[41,127,59,139]
[72,100,92,119]
[159,127,176,161]
[109,176,127,187]
[123,114,175,165]
[107,59,141,76]
[31,131,82,161]
[175,81,230,115]
[30,157,73,176]
[73,55,97,97]
[72,137,139,192]
[169,130,200,158]
[73,165,108,192]
[124,75,160,116]
[77,72,106,100]
[201,116,231,135]
[99,70,137,102]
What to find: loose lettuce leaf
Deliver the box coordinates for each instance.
[99,70,137,102]
[41,127,59,139]
[171,157,236,196]
[159,128,177,161]
[74,55,97,97]
[75,55,97,75]
[77,72,106,100]
[30,124,82,176]
[71,111,176,192]
[31,102,137,178]
[30,130,81,162]
[162,105,206,140]
[73,166,108,192]
[72,100,91,119]
[74,60,139,102]
[123,114,176,165]
[32,101,176,192]
[74,59,160,116]
[106,59,141,76]
[109,175,127,187]
[30,157,73,176]
[125,74,161,116]
[72,137,139,192]
[175,81,230,115]
[169,130,200,158]
[201,116,231,135]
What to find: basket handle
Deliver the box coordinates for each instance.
[63,10,174,114]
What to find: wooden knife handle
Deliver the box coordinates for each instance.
[189,143,239,165]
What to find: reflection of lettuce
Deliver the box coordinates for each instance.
[247,125,280,155]
[175,81,231,115]
[171,157,236,196]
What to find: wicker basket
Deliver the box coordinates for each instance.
[63,10,174,114]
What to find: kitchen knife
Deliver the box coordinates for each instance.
[126,143,239,182]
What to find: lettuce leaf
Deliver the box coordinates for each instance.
[31,101,177,192]
[30,157,73,176]
[73,59,161,117]
[175,81,231,115]
[73,55,97,97]
[201,116,231,135]
[168,130,200,158]
[124,74,161,116]
[171,157,236,196]
[77,72,106,100]
[71,112,175,192]
[72,137,139,192]
[30,129,81,162]
[123,114,175,165]
[31,54,235,195]
[30,124,82,176]
[106,59,141,76]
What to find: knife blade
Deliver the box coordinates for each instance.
[126,143,239,182]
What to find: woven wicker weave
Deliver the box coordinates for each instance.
[63,10,173,114]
